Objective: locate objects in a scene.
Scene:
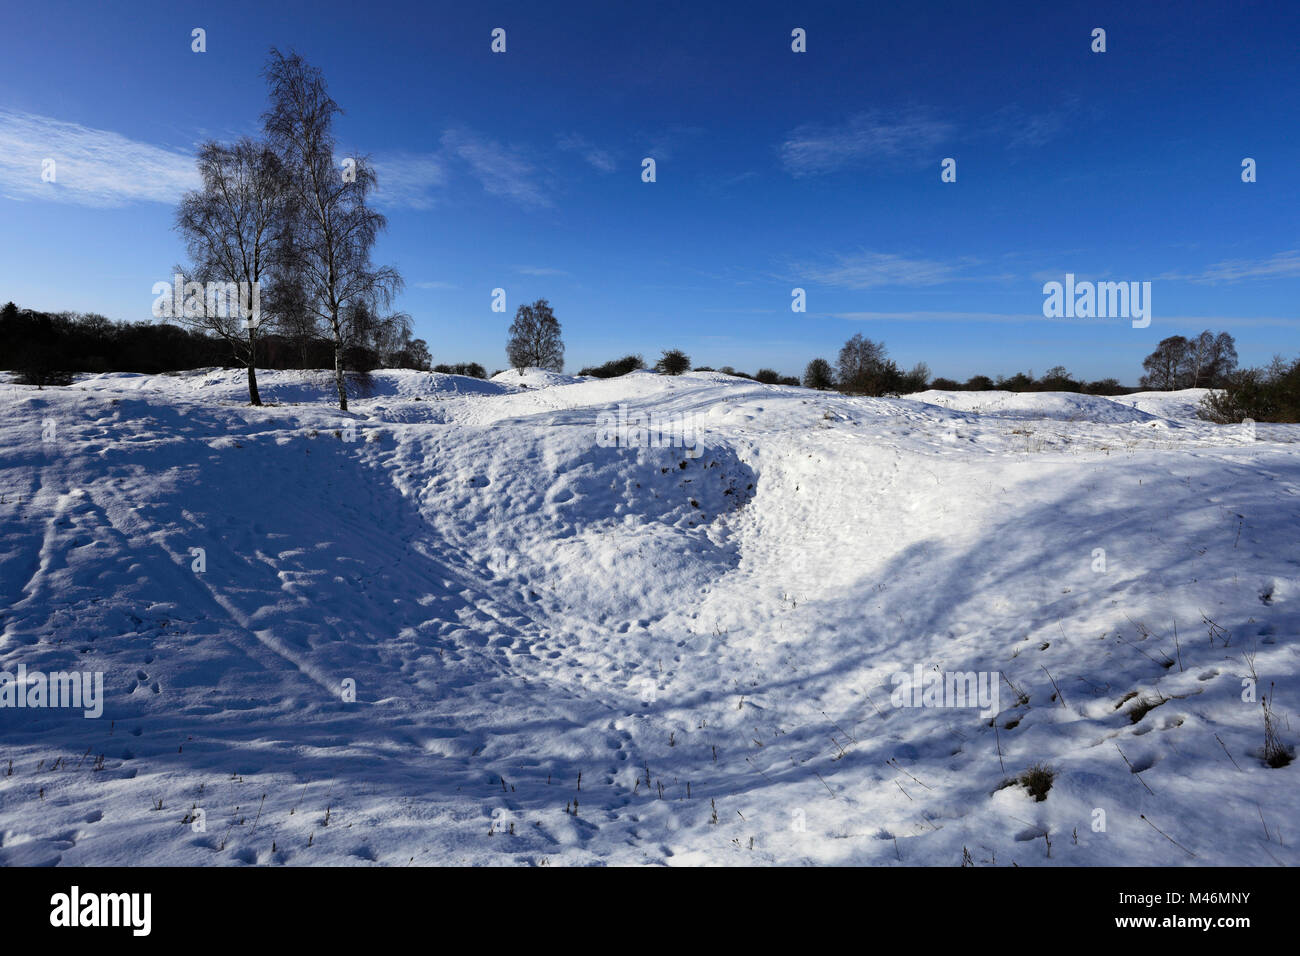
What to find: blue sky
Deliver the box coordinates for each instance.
[2,0,1298,383]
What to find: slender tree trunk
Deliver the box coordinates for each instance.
[247,362,262,406]
[246,329,263,406]
[334,343,348,411]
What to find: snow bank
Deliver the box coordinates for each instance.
[76,367,515,403]
[907,389,1159,423]
[1,369,1297,866]
[490,367,583,389]
[1109,388,1212,421]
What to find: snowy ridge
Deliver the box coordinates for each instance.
[907,388,1160,424]
[0,370,1297,865]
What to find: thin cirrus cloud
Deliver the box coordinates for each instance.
[516,266,570,277]
[823,310,1139,328]
[0,109,552,212]
[556,133,617,173]
[828,310,1040,323]
[1158,250,1300,283]
[778,108,954,177]
[371,152,448,211]
[986,102,1080,150]
[797,251,968,289]
[0,108,198,207]
[440,128,551,208]
[823,309,1300,328]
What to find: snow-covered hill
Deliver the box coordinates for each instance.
[1,370,1296,865]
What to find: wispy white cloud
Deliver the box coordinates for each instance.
[556,133,616,173]
[0,109,198,207]
[825,309,1112,327]
[0,110,557,212]
[825,310,1300,328]
[412,280,458,290]
[1159,250,1300,283]
[516,266,570,277]
[829,310,1036,322]
[779,108,953,177]
[440,128,551,207]
[797,251,970,289]
[372,152,447,210]
[1150,314,1300,328]
[987,102,1078,150]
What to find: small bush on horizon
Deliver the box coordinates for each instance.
[654,349,691,375]
[433,362,486,379]
[578,354,645,378]
[803,358,834,390]
[717,366,753,380]
[1199,355,1300,424]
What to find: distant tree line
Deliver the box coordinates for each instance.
[797,336,1127,396]
[14,281,1296,421]
[567,336,1133,396]
[573,337,1135,397]
[566,330,1267,409]
[924,368,1128,396]
[792,331,1247,399]
[0,300,431,388]
[433,361,486,379]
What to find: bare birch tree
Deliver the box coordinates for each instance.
[262,48,402,410]
[174,138,289,405]
[505,299,564,372]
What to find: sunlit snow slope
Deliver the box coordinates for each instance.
[1,369,1296,865]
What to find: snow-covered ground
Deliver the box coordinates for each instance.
[1,369,1296,865]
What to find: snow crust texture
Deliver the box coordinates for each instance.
[0,369,1296,865]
